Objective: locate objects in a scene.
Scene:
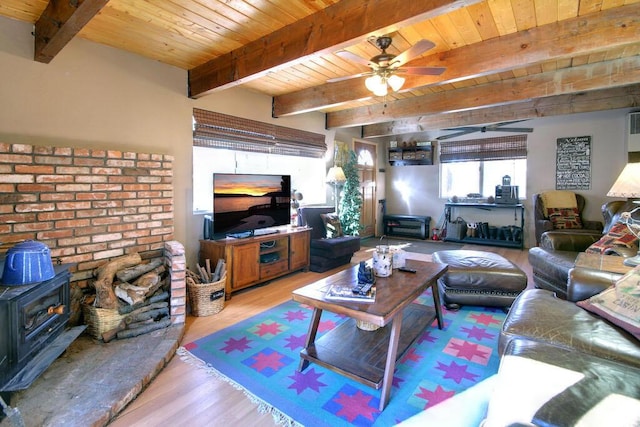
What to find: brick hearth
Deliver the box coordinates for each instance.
[0,142,187,425]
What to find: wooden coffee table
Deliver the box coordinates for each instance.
[292,259,447,410]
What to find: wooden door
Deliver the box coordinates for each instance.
[354,140,377,238]
[289,230,310,271]
[231,242,260,289]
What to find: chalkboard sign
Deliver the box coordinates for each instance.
[556,136,591,190]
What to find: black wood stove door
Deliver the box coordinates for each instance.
[0,265,72,390]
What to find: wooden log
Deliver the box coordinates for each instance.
[124,307,169,325]
[126,318,156,329]
[118,291,169,314]
[102,320,126,343]
[93,253,142,309]
[116,258,163,283]
[134,270,163,297]
[205,259,212,279]
[115,285,146,306]
[128,301,168,317]
[116,318,171,340]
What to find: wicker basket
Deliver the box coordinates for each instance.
[82,303,126,340]
[356,319,380,331]
[188,274,226,316]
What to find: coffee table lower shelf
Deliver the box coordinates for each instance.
[299,303,435,389]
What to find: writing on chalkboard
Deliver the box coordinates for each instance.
[556,136,591,190]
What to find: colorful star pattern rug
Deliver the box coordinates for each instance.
[179,288,505,426]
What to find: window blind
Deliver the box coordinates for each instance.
[439,134,528,163]
[193,108,326,158]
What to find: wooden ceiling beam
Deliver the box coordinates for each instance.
[187,0,483,98]
[273,3,640,116]
[34,0,109,64]
[326,55,640,128]
[362,84,640,138]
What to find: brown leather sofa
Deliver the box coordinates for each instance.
[489,270,640,426]
[528,199,636,299]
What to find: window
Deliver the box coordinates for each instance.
[192,108,328,213]
[439,135,527,199]
[193,147,326,213]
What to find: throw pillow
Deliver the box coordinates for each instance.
[320,213,343,239]
[541,191,578,211]
[585,222,638,254]
[577,265,640,341]
[546,207,583,229]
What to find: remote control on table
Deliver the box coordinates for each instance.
[353,282,373,295]
[398,267,417,273]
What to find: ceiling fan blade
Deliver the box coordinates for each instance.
[441,127,481,132]
[491,127,534,133]
[393,40,435,67]
[327,72,372,83]
[490,120,529,128]
[335,50,372,67]
[397,66,446,76]
[437,129,477,140]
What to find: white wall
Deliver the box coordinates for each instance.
[384,109,632,247]
[0,16,330,266]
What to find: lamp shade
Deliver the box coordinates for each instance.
[365,75,383,92]
[326,166,346,183]
[387,74,405,92]
[607,163,640,198]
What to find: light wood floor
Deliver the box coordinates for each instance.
[109,243,532,426]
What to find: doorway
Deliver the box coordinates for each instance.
[354,139,377,238]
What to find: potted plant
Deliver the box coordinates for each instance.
[339,150,363,236]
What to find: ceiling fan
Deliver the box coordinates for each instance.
[329,36,446,96]
[436,120,534,140]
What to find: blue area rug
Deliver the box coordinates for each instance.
[179,289,504,426]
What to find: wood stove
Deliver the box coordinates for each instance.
[0,264,85,393]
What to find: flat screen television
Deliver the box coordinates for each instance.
[212,173,291,238]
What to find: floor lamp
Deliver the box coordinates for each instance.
[326,166,346,214]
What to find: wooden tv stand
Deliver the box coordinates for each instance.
[199,227,311,299]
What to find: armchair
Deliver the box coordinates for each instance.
[533,191,604,246]
[528,199,638,298]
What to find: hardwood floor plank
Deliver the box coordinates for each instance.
[109,244,532,426]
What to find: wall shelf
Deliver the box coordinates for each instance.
[388,143,433,166]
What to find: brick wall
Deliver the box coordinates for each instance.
[0,142,185,325]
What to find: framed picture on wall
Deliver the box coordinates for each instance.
[556,136,591,190]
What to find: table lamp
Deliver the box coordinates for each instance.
[606,163,640,266]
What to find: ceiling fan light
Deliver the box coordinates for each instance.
[365,75,383,92]
[387,74,405,92]
[372,83,388,97]
[366,75,388,96]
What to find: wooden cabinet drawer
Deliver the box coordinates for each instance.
[260,259,288,279]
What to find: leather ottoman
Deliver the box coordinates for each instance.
[432,250,528,309]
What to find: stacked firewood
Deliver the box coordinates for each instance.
[83,253,171,342]
[186,259,226,286]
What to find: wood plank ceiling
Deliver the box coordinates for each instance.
[1,0,639,140]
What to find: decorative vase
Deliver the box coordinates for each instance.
[373,245,392,277]
[391,246,406,269]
